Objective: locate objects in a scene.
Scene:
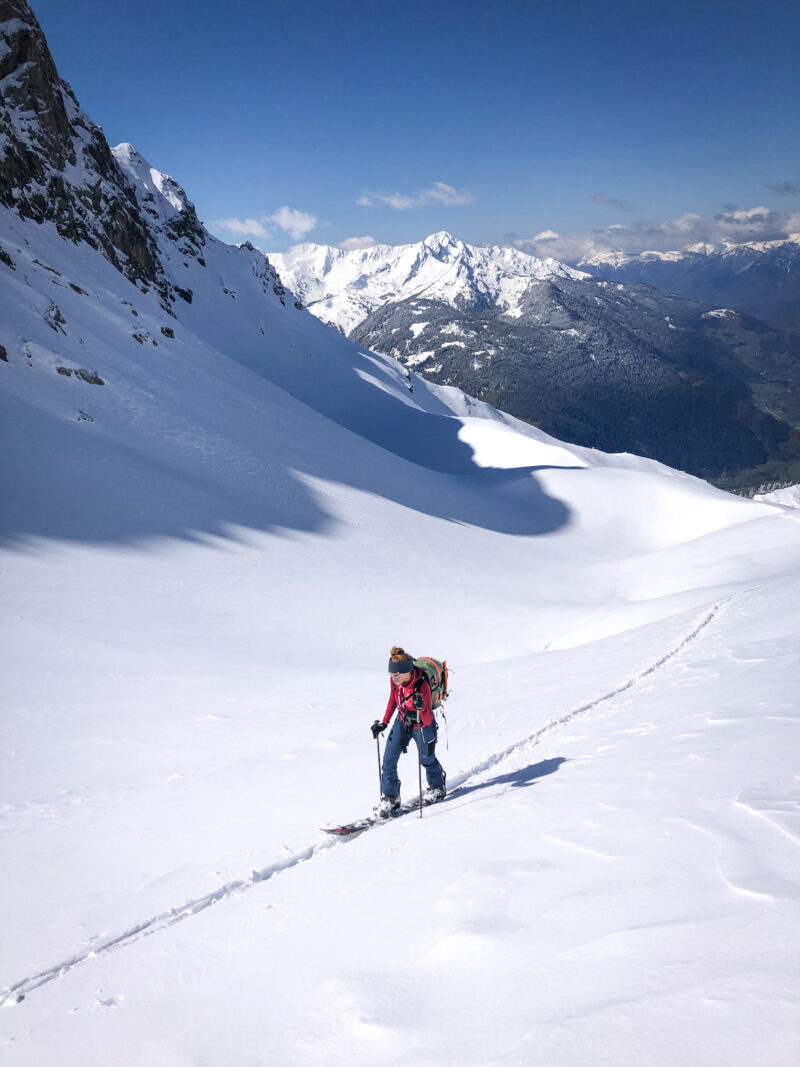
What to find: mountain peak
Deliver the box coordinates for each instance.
[112,143,193,219]
[423,230,460,248]
[270,234,585,334]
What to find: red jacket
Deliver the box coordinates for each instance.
[383,667,433,727]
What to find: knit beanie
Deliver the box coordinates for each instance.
[388,645,415,675]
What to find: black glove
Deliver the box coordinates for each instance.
[371,720,387,739]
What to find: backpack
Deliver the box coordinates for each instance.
[413,656,449,711]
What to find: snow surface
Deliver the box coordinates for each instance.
[2,177,800,1066]
[754,484,800,508]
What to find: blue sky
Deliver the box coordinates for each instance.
[33,0,800,257]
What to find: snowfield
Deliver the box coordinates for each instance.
[2,171,800,1066]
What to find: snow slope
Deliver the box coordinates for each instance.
[270,231,588,333]
[754,483,800,508]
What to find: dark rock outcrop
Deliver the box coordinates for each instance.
[0,0,163,293]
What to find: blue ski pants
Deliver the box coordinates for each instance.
[380,716,445,798]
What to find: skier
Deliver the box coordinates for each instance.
[371,646,446,816]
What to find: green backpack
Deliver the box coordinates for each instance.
[413,656,449,710]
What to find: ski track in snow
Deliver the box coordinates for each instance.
[0,595,732,1009]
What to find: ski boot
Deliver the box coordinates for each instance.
[376,794,401,819]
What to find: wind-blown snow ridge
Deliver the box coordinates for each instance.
[0,595,729,1010]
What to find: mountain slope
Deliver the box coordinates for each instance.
[351,279,800,483]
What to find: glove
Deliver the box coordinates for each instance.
[371,720,387,739]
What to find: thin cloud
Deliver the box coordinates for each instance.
[767,180,798,197]
[591,191,633,212]
[358,181,473,210]
[510,204,800,263]
[211,205,318,242]
[337,236,378,250]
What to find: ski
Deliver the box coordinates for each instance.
[321,788,460,837]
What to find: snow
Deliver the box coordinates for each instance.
[440,321,467,336]
[409,321,428,338]
[2,167,800,1067]
[404,349,435,366]
[702,308,738,320]
[754,484,800,508]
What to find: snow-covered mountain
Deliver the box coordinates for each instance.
[272,235,800,484]
[270,231,587,334]
[579,235,800,335]
[2,4,800,1065]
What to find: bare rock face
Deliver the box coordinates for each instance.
[0,0,163,294]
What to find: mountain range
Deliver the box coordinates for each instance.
[274,235,800,486]
[578,236,800,336]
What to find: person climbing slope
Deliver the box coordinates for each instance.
[371,645,446,816]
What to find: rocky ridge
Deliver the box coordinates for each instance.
[0,0,293,318]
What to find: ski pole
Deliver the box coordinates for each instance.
[417,726,424,818]
[376,733,382,801]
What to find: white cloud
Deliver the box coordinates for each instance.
[211,216,272,240]
[211,206,317,243]
[358,181,473,210]
[337,235,378,250]
[268,206,317,240]
[511,204,800,263]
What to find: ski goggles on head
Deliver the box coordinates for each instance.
[388,659,414,675]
